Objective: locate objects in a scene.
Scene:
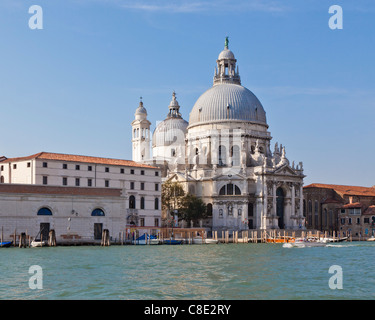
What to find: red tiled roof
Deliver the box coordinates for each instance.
[363,205,375,216]
[0,183,122,197]
[1,152,158,169]
[341,202,362,209]
[304,183,375,197]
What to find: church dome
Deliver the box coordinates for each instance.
[134,100,148,120]
[188,83,267,128]
[152,117,188,147]
[152,92,188,148]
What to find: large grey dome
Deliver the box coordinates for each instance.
[188,83,267,128]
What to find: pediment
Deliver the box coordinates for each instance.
[165,171,196,183]
[273,165,298,176]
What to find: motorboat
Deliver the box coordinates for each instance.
[367,236,375,241]
[31,240,46,247]
[320,237,348,243]
[283,237,327,248]
[192,236,219,244]
[133,234,160,245]
[0,241,13,248]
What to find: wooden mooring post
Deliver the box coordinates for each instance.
[48,230,56,247]
[101,229,110,246]
[19,232,27,248]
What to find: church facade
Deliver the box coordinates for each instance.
[132,39,306,232]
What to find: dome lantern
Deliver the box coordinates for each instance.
[213,37,241,86]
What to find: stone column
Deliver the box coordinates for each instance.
[291,183,295,229]
[272,182,277,228]
[300,183,305,229]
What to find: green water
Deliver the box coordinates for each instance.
[1,242,374,300]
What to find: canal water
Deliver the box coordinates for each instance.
[1,242,374,300]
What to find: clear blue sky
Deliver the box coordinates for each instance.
[1,0,374,186]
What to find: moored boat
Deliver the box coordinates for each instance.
[192,236,219,244]
[266,236,295,244]
[0,241,13,248]
[132,234,161,245]
[162,239,183,245]
[31,240,46,247]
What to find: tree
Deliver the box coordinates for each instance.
[179,193,208,227]
[161,181,185,219]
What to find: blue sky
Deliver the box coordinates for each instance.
[1,0,374,186]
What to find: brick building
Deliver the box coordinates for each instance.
[303,183,375,238]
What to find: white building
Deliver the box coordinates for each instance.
[0,152,162,242]
[132,39,306,232]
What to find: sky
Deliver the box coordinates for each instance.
[0,0,374,186]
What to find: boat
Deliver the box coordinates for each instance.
[132,234,160,245]
[0,241,13,248]
[266,236,295,243]
[162,239,183,245]
[31,240,46,247]
[283,237,327,248]
[367,236,375,241]
[320,237,348,243]
[192,236,219,244]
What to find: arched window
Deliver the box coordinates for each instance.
[329,210,333,228]
[91,208,105,216]
[218,145,227,166]
[154,198,159,210]
[37,207,52,216]
[219,184,241,195]
[231,145,240,166]
[129,195,136,209]
[0,176,4,183]
[140,197,145,210]
[314,200,319,226]
[207,203,213,216]
[323,209,328,227]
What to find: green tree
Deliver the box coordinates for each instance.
[179,193,207,227]
[161,181,185,217]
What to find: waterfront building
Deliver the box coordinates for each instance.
[303,183,375,238]
[0,153,161,242]
[132,39,306,232]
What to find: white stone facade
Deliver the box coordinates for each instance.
[133,39,306,231]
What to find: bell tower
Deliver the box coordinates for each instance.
[131,98,151,162]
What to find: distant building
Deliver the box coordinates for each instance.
[303,183,375,238]
[0,152,161,242]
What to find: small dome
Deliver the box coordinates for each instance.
[135,101,147,115]
[218,48,235,60]
[152,117,188,147]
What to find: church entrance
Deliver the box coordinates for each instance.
[276,188,285,229]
